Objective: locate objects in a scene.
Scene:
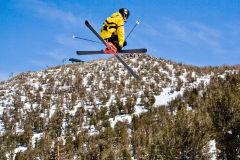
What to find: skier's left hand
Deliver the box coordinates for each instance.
[123,41,127,47]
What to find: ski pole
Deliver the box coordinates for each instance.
[125,21,139,40]
[72,35,103,44]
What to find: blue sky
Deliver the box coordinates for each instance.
[1,0,240,81]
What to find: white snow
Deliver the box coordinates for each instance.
[0,56,232,159]
[154,88,184,106]
[209,140,217,159]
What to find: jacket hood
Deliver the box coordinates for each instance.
[111,12,124,20]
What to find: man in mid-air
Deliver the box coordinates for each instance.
[100,8,130,51]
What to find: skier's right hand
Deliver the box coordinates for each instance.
[117,46,122,51]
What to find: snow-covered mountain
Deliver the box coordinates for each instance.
[0,53,239,159]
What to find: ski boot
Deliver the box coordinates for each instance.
[104,42,118,53]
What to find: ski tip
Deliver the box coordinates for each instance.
[141,48,147,53]
[135,75,140,80]
[72,35,75,38]
[85,20,89,25]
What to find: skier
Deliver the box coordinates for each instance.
[100,8,130,51]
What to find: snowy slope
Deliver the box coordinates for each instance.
[1,54,238,159]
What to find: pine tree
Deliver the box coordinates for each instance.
[116,97,124,115]
[125,97,136,114]
[109,102,118,120]
[205,75,240,159]
[140,88,156,111]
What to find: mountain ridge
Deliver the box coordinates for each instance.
[0,53,240,159]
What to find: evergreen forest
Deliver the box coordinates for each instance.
[0,54,239,159]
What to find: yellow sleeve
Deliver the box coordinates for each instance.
[116,19,125,47]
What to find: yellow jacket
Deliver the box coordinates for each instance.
[100,12,125,47]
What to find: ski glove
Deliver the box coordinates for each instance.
[123,41,127,47]
[117,41,127,51]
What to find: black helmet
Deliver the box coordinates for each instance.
[119,8,130,20]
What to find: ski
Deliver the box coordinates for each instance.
[77,50,104,55]
[118,48,147,53]
[81,20,142,80]
[85,20,108,47]
[77,48,147,55]
[115,54,140,80]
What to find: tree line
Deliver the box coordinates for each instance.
[0,54,239,159]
